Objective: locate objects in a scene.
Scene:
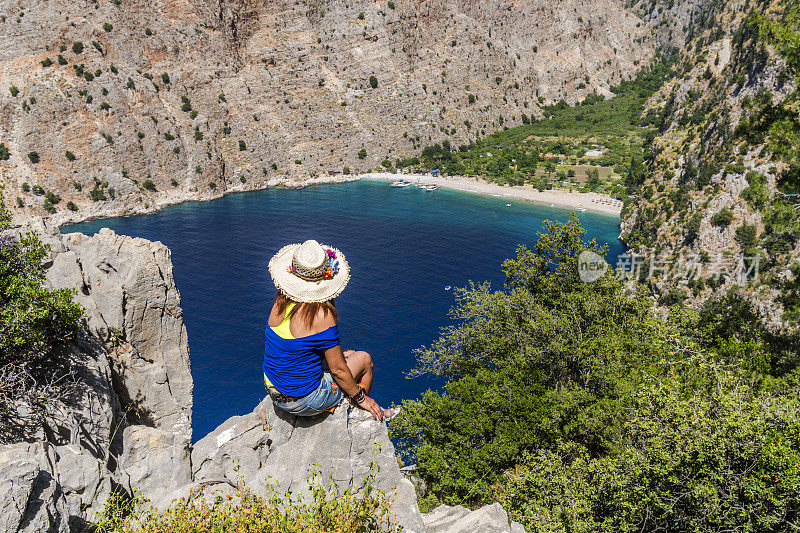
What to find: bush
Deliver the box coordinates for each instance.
[9,86,18,97]
[142,179,157,192]
[161,72,170,84]
[735,224,758,249]
[358,12,365,19]
[72,41,83,54]
[685,212,702,243]
[0,143,9,161]
[343,167,351,175]
[65,150,76,161]
[89,187,106,201]
[493,370,800,532]
[369,75,378,89]
[27,152,39,164]
[103,22,113,31]
[0,205,84,440]
[164,133,174,141]
[710,207,734,228]
[66,201,77,211]
[31,185,44,195]
[94,464,400,533]
[171,179,178,187]
[21,182,29,192]
[145,27,152,36]
[468,93,476,104]
[181,95,192,112]
[238,140,247,151]
[44,191,61,205]
[72,181,82,191]
[358,148,367,159]
[40,58,52,67]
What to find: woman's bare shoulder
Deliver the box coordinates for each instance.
[315,307,337,329]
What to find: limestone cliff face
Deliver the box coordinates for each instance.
[0,0,652,224]
[0,227,521,532]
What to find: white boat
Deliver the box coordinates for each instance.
[506,203,512,207]
[425,185,440,191]
[391,180,413,188]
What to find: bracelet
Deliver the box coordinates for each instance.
[350,385,366,404]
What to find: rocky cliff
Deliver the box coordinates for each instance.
[0,226,522,532]
[620,0,799,327]
[0,0,652,225]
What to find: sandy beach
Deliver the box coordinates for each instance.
[359,173,623,216]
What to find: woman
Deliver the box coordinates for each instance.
[264,239,393,421]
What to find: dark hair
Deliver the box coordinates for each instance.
[274,291,338,327]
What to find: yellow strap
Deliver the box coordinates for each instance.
[271,302,296,339]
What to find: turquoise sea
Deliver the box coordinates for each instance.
[63,179,624,440]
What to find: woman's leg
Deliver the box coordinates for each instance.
[343,349,374,394]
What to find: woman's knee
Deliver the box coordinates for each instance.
[355,350,373,371]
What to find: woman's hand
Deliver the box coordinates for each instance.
[357,394,384,421]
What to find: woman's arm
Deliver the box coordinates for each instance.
[324,346,384,421]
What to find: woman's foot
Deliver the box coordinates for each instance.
[383,406,401,422]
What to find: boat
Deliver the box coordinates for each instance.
[444,285,452,291]
[506,203,512,207]
[425,185,440,191]
[390,180,413,188]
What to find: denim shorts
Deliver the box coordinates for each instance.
[272,371,343,416]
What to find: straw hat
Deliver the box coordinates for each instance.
[268,240,351,303]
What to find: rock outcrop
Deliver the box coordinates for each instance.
[190,397,425,531]
[1,224,521,532]
[0,0,652,226]
[40,225,193,441]
[423,503,525,533]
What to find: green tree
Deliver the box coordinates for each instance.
[0,143,9,161]
[586,168,601,190]
[369,75,378,89]
[710,207,734,228]
[391,216,800,527]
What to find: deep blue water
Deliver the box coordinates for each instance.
[63,180,623,441]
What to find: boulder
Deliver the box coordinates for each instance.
[423,503,525,533]
[0,443,69,533]
[192,398,426,532]
[54,444,114,528]
[117,425,192,506]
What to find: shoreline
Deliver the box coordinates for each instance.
[359,173,623,216]
[44,171,620,230]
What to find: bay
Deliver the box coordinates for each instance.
[63,179,624,440]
